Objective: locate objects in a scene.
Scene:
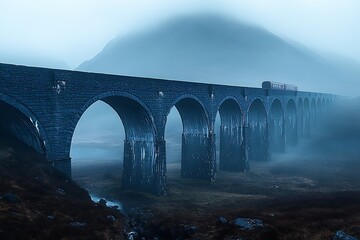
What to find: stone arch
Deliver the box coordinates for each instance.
[317,98,322,123]
[285,99,298,146]
[269,98,284,153]
[310,98,317,131]
[216,97,243,125]
[0,93,49,156]
[216,97,245,171]
[69,91,157,189]
[247,98,268,161]
[166,94,209,135]
[297,98,304,138]
[326,98,330,107]
[166,95,211,179]
[303,98,311,137]
[70,91,156,141]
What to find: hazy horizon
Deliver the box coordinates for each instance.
[1,1,360,68]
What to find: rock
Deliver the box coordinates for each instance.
[183,225,198,234]
[233,218,264,230]
[56,188,65,195]
[69,221,87,228]
[127,231,138,240]
[98,198,107,207]
[333,230,358,240]
[107,215,116,222]
[2,192,20,203]
[218,216,228,224]
[133,225,145,236]
[9,211,24,219]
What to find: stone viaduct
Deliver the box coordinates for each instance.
[0,63,335,195]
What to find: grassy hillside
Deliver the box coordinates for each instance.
[0,131,126,240]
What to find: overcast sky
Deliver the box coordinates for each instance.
[0,0,359,68]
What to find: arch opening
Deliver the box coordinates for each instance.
[71,96,156,191]
[269,99,284,153]
[303,98,311,137]
[165,108,182,166]
[0,101,45,155]
[248,99,268,162]
[217,99,245,171]
[285,99,298,147]
[71,101,124,181]
[297,98,304,138]
[310,99,317,132]
[174,98,208,135]
[165,97,210,179]
[317,98,322,123]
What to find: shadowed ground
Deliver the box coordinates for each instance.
[73,145,360,239]
[0,132,126,240]
[72,98,360,239]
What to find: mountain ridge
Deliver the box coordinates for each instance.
[78,14,360,95]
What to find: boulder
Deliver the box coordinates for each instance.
[218,216,228,224]
[69,221,87,228]
[98,198,107,207]
[183,225,198,234]
[333,230,358,240]
[127,231,138,240]
[56,188,65,196]
[107,215,116,222]
[2,192,20,203]
[233,218,264,230]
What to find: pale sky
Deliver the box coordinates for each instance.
[0,0,359,68]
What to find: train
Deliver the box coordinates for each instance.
[261,81,298,91]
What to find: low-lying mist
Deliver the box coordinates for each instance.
[71,97,360,195]
[282,97,360,161]
[266,97,360,189]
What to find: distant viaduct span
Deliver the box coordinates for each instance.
[0,63,335,195]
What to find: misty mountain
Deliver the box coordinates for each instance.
[320,53,360,89]
[78,14,360,96]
